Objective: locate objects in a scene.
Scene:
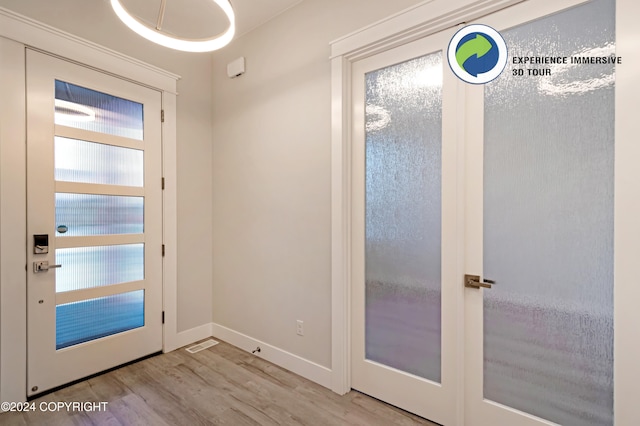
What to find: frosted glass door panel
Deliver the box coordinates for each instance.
[55,193,144,236]
[365,52,442,382]
[55,80,144,140]
[483,1,614,425]
[55,244,144,292]
[56,290,145,350]
[55,137,143,186]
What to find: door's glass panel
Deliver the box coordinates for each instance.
[55,193,144,236]
[56,290,145,350]
[55,244,144,293]
[55,137,143,187]
[483,1,614,425]
[55,80,144,140]
[365,52,442,382]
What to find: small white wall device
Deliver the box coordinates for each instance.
[227,57,245,78]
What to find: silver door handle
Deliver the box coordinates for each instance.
[33,261,62,273]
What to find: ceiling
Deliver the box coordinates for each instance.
[120,0,303,40]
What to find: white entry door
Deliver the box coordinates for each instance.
[26,50,163,397]
[351,0,634,425]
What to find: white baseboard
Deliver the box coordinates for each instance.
[165,322,333,389]
[210,322,333,389]
[169,323,213,351]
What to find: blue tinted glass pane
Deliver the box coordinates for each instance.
[55,137,143,186]
[55,80,143,140]
[55,193,144,236]
[56,290,144,350]
[55,244,144,293]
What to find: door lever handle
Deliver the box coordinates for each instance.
[33,261,62,273]
[464,274,494,289]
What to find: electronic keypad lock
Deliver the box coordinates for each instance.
[34,234,49,254]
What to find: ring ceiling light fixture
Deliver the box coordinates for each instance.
[110,0,236,52]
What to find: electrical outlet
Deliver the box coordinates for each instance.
[296,320,304,336]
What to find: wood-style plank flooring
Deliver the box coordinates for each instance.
[0,339,439,425]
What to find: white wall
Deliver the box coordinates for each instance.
[0,0,213,332]
[211,0,424,368]
[0,35,27,404]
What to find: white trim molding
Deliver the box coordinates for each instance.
[211,323,333,389]
[614,1,640,424]
[329,55,351,396]
[0,7,179,93]
[0,7,179,404]
[163,322,334,389]
[161,91,181,354]
[172,323,215,350]
[330,0,525,61]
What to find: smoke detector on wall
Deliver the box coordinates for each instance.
[227,57,246,78]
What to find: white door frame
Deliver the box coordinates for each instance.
[330,0,640,424]
[0,7,180,405]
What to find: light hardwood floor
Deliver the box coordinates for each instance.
[1,339,439,425]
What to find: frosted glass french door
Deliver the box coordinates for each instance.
[351,0,639,424]
[26,50,163,397]
[350,29,460,426]
[464,0,634,425]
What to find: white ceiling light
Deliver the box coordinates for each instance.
[110,0,236,53]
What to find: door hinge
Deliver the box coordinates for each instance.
[162,244,165,257]
[162,311,165,324]
[161,109,165,123]
[162,177,165,190]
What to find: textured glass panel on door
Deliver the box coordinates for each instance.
[365,52,442,382]
[483,1,614,425]
[55,137,143,186]
[55,193,144,236]
[56,290,145,349]
[55,80,143,140]
[55,244,144,293]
